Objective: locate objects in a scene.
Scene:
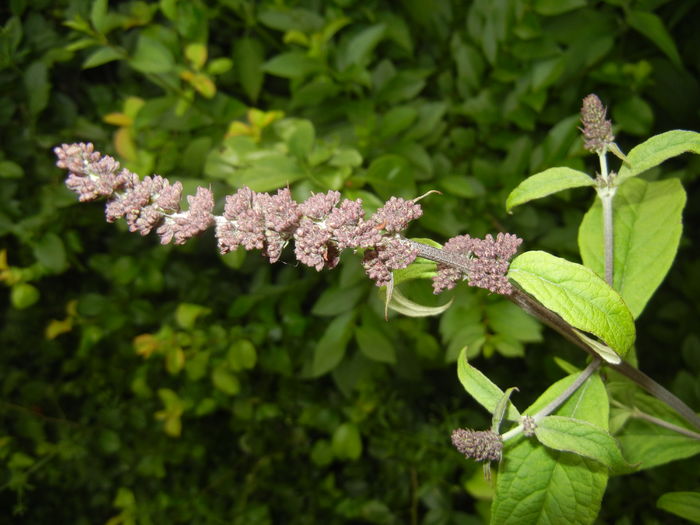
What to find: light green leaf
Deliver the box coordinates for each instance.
[486,301,542,343]
[364,154,415,199]
[340,24,386,69]
[493,387,519,433]
[573,330,621,365]
[23,61,50,116]
[211,366,240,396]
[657,492,700,524]
[233,37,264,102]
[506,167,594,212]
[234,155,305,192]
[385,287,452,318]
[533,0,587,16]
[33,233,67,273]
[11,283,40,310]
[82,46,123,69]
[578,178,686,318]
[627,10,681,67]
[90,0,109,33]
[175,303,211,330]
[611,388,700,470]
[130,34,174,73]
[262,51,321,79]
[456,347,520,421]
[332,422,362,460]
[311,311,355,376]
[535,416,628,471]
[0,160,23,179]
[508,251,635,357]
[355,325,396,364]
[492,373,609,525]
[226,340,257,371]
[311,285,365,317]
[617,130,700,183]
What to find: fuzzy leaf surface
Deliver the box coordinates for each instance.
[508,251,635,357]
[492,373,609,525]
[617,130,700,183]
[578,178,686,318]
[506,167,594,212]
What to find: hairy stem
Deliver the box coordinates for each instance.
[501,359,602,442]
[406,239,700,433]
[610,400,700,440]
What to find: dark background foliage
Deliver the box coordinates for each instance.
[1,0,699,523]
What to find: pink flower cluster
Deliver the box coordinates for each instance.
[54,143,424,286]
[432,233,522,295]
[580,94,614,154]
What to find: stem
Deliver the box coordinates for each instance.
[599,187,616,286]
[610,400,700,440]
[501,360,601,442]
[405,239,700,433]
[598,150,616,288]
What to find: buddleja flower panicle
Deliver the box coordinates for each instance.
[580,93,615,154]
[55,142,519,291]
[451,428,503,463]
[432,233,522,295]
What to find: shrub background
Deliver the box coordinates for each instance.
[1,0,699,523]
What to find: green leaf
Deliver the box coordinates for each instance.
[340,24,386,69]
[506,167,594,212]
[234,155,305,192]
[174,303,211,330]
[226,340,257,371]
[233,37,264,102]
[364,154,415,199]
[331,422,362,460]
[185,42,207,70]
[657,492,700,524]
[311,285,365,317]
[492,373,609,525]
[276,118,315,158]
[11,283,40,310]
[0,160,23,179]
[385,287,452,318]
[262,51,321,79]
[627,10,682,67]
[439,176,486,199]
[611,388,700,469]
[578,178,686,318]
[130,34,175,73]
[535,416,628,470]
[355,325,396,364]
[617,130,700,183]
[311,311,355,376]
[486,301,542,343]
[258,7,323,32]
[211,366,240,396]
[23,61,51,116]
[90,0,109,34]
[456,347,520,421]
[612,95,653,137]
[33,233,67,273]
[533,0,587,16]
[508,251,635,358]
[83,46,123,69]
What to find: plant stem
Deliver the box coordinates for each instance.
[405,239,700,433]
[598,150,616,288]
[501,359,601,442]
[610,400,700,440]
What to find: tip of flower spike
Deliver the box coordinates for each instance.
[451,428,503,463]
[580,94,615,154]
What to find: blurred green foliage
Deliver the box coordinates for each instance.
[1,0,699,523]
